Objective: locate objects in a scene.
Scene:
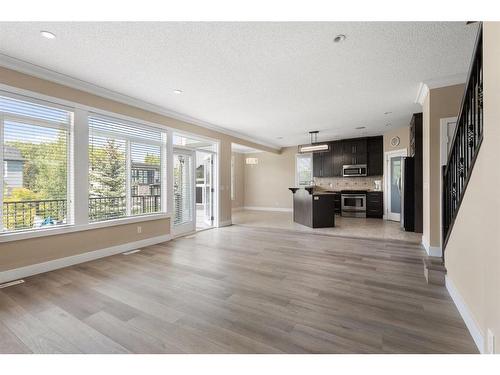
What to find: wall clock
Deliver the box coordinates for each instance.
[390,136,400,147]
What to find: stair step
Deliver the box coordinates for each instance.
[423,257,446,285]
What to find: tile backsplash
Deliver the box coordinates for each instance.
[314,176,383,191]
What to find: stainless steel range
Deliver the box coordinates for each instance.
[341,191,367,218]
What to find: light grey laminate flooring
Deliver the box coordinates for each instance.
[0,225,476,353]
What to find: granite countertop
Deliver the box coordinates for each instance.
[314,189,384,194]
[289,187,383,195]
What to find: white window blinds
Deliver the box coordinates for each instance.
[0,93,72,232]
[173,152,194,226]
[88,113,166,222]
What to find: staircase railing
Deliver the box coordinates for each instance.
[442,24,483,252]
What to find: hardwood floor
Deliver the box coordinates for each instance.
[0,225,477,353]
[232,209,423,243]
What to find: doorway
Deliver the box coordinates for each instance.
[385,149,407,222]
[172,133,218,236]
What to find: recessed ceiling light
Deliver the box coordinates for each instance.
[384,111,392,115]
[40,31,56,39]
[333,34,346,43]
[355,126,366,130]
[173,89,183,94]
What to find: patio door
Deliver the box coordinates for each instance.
[173,149,195,235]
[202,152,215,227]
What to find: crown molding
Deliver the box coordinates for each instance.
[415,73,467,105]
[0,53,280,151]
[231,149,264,154]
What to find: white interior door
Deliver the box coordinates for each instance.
[385,149,407,222]
[173,149,195,235]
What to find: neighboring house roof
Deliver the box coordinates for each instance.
[4,145,24,161]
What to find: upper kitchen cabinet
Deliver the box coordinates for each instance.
[332,140,343,177]
[367,136,383,176]
[342,138,367,166]
[312,143,334,177]
[312,136,382,178]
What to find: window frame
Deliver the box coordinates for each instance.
[295,153,313,186]
[0,86,171,244]
[0,92,74,234]
[88,113,168,222]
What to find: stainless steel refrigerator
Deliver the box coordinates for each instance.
[401,157,415,232]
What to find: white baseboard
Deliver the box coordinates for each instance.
[243,206,293,213]
[0,234,172,284]
[422,238,442,257]
[445,275,484,353]
[231,207,244,212]
[219,220,232,227]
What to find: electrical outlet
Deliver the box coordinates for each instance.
[487,329,495,354]
[137,226,142,234]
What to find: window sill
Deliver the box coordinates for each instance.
[0,213,171,243]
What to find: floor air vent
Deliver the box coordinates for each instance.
[122,249,141,255]
[0,279,25,289]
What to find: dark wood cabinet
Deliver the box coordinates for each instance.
[332,140,343,177]
[342,138,367,165]
[290,188,335,228]
[313,136,381,178]
[312,142,334,178]
[323,143,334,177]
[333,193,341,214]
[354,138,367,164]
[342,140,354,166]
[367,136,383,176]
[312,146,333,178]
[410,113,423,233]
[366,191,383,218]
[313,152,322,177]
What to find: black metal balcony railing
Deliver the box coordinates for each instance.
[131,195,161,216]
[88,195,161,222]
[2,195,161,230]
[2,199,67,231]
[88,196,127,222]
[442,24,483,252]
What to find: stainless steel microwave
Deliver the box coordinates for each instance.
[342,164,367,177]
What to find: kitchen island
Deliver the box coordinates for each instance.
[288,187,336,228]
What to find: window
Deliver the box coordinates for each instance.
[0,93,72,232]
[88,114,166,222]
[295,153,313,186]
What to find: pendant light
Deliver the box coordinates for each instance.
[298,131,329,153]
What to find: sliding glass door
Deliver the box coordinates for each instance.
[201,152,215,228]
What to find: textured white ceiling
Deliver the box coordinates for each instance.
[0,22,478,148]
[232,143,262,153]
